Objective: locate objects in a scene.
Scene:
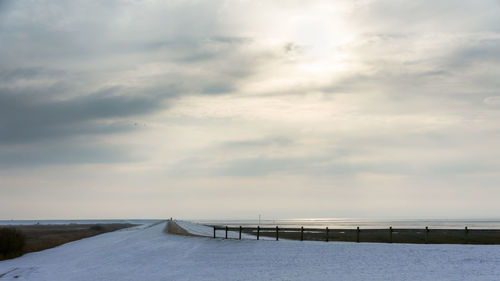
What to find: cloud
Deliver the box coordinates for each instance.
[0,141,137,167]
[483,96,500,105]
[1,0,500,218]
[215,156,367,177]
[0,0,266,146]
[0,67,62,81]
[222,137,294,148]
[0,85,172,143]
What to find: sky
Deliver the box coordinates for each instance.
[1,0,500,220]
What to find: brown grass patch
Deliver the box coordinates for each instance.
[165,221,202,237]
[0,223,135,260]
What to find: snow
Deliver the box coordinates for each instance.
[1,221,500,281]
[175,221,274,240]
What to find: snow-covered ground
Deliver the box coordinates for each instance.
[1,221,500,281]
[175,221,274,240]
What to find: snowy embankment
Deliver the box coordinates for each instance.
[174,220,274,240]
[1,221,500,281]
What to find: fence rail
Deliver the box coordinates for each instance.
[209,225,500,244]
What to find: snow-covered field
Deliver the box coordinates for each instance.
[1,221,500,281]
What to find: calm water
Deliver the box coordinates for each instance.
[0,219,161,225]
[193,218,500,229]
[3,218,500,229]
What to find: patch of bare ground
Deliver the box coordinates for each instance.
[165,221,201,237]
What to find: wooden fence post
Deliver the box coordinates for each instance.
[212,225,485,244]
[389,226,393,243]
[465,226,468,244]
[425,226,429,244]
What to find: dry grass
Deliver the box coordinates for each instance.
[0,224,135,261]
[165,221,201,237]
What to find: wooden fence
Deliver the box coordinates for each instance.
[211,225,500,244]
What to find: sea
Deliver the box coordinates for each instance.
[2,218,500,229]
[192,218,500,229]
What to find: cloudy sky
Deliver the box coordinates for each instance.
[1,0,500,220]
